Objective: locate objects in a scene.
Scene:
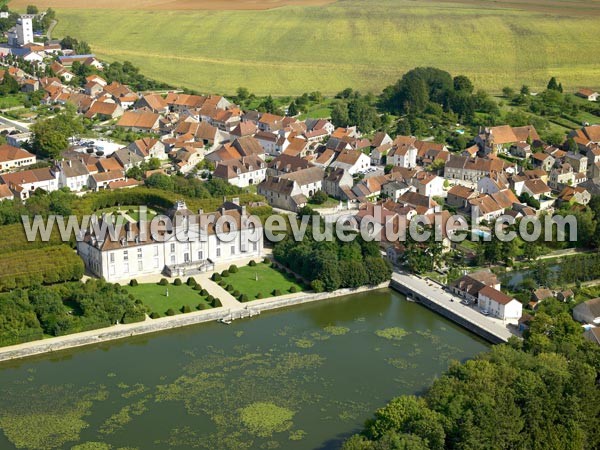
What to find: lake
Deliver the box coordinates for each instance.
[0,289,489,450]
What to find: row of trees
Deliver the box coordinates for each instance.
[0,280,147,346]
[344,299,600,450]
[273,232,392,291]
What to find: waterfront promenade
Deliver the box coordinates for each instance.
[391,270,515,343]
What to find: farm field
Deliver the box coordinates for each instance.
[11,0,600,95]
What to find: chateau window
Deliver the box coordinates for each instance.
[110,253,115,263]
[137,248,143,259]
[216,248,221,257]
[154,246,159,256]
[170,243,175,253]
[231,245,235,255]
[123,251,128,262]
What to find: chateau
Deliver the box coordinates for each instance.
[77,200,263,282]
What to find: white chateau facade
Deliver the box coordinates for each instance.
[77,200,263,282]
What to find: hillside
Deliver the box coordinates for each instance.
[11,0,600,95]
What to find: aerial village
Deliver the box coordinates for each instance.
[2,12,600,339]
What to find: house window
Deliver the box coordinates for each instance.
[170,243,175,253]
[138,260,143,271]
[110,253,115,263]
[198,250,203,260]
[137,248,143,259]
[170,254,176,264]
[123,251,128,262]
[154,246,159,256]
[124,262,129,273]
[154,258,159,268]
[231,245,235,255]
[216,248,221,257]
[253,242,257,252]
[110,265,115,276]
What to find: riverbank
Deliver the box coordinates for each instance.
[0,282,390,362]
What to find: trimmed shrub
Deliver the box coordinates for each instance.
[193,284,202,291]
[206,294,215,303]
[256,292,264,299]
[233,290,241,298]
[129,279,138,287]
[229,264,238,273]
[197,302,210,310]
[200,289,209,296]
[249,260,257,267]
[218,280,227,287]
[166,308,176,316]
[311,280,325,293]
[221,270,230,277]
[226,284,234,292]
[211,297,222,308]
[158,278,168,286]
[289,286,298,293]
[186,277,197,287]
[181,305,192,313]
[150,312,161,319]
[212,273,222,282]
[173,278,182,286]
[239,294,249,302]
[263,257,270,264]
[272,289,282,296]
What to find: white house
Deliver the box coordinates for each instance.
[478,285,522,320]
[0,144,36,172]
[77,200,263,282]
[0,167,59,200]
[55,159,90,191]
[388,142,417,168]
[213,155,267,188]
[329,150,370,175]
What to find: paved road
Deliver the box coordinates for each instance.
[392,271,515,342]
[0,115,30,132]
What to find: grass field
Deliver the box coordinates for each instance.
[12,0,600,95]
[125,282,211,316]
[223,262,304,299]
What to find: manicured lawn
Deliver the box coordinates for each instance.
[47,0,600,95]
[125,282,211,316]
[221,262,304,300]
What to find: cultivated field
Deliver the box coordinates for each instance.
[12,0,600,95]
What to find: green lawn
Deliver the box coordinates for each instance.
[222,263,304,300]
[125,282,211,316]
[49,0,600,96]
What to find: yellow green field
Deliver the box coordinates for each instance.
[16,0,600,95]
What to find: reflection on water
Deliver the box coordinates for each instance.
[0,289,488,450]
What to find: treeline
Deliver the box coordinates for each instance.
[0,246,83,292]
[0,280,147,346]
[343,300,600,450]
[60,36,172,91]
[273,233,392,291]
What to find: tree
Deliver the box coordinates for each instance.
[236,87,250,102]
[520,85,530,95]
[547,77,559,91]
[259,95,276,114]
[502,86,515,98]
[31,107,84,159]
[26,5,39,14]
[309,190,328,205]
[453,75,474,93]
[331,102,350,127]
[287,101,298,117]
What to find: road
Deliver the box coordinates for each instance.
[46,19,57,41]
[0,115,30,132]
[392,270,515,342]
